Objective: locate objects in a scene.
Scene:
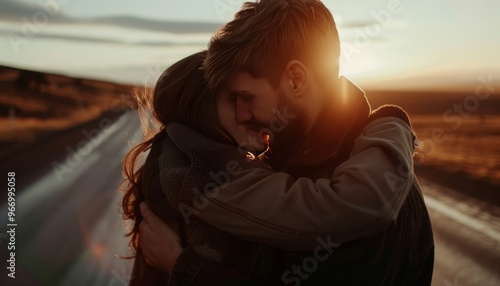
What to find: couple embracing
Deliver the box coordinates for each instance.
[121,0,434,285]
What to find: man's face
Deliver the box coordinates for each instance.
[217,71,306,154]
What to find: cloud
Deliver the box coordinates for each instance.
[0,27,210,47]
[339,20,379,29]
[0,0,69,22]
[0,0,404,36]
[90,15,221,34]
[0,0,221,34]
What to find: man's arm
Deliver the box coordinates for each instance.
[165,117,415,251]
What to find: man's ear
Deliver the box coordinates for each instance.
[283,60,308,98]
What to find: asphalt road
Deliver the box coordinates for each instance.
[1,111,499,286]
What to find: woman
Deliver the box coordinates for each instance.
[121,51,417,284]
[121,51,272,285]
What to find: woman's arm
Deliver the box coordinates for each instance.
[139,202,261,286]
[161,117,415,251]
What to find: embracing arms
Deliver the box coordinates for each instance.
[163,116,416,251]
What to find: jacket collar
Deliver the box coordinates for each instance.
[273,76,371,167]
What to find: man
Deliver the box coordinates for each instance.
[139,0,434,285]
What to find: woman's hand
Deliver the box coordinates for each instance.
[139,202,182,274]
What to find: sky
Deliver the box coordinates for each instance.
[0,0,499,90]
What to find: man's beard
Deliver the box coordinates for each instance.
[267,89,309,156]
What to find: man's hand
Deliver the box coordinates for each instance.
[139,202,182,274]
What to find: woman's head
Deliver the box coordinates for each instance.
[152,50,228,142]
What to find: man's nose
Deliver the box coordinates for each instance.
[235,98,253,124]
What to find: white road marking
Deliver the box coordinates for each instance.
[424,195,500,243]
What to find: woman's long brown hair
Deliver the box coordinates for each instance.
[120,51,232,257]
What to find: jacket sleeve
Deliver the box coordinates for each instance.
[166,117,415,251]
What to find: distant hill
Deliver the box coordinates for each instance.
[0,65,136,156]
[366,90,500,116]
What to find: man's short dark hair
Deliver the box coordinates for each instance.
[204,0,341,91]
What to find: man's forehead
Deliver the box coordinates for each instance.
[225,71,269,90]
[225,71,252,83]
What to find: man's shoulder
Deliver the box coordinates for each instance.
[368,104,412,128]
[364,105,416,143]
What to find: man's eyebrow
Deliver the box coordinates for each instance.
[229,90,253,96]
